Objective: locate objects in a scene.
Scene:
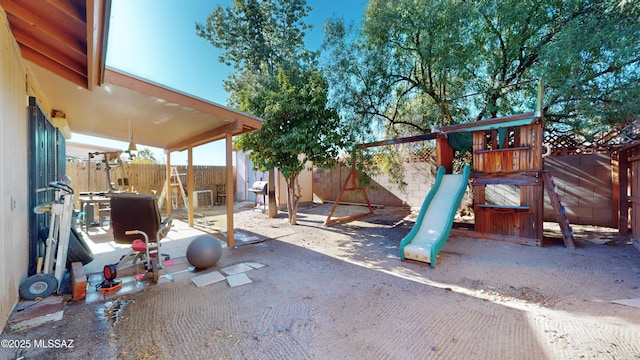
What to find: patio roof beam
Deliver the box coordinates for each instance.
[86,0,110,90]
[168,119,243,152]
[226,130,235,248]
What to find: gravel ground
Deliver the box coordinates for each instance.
[2,203,640,359]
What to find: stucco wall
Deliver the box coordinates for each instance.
[292,164,313,204]
[544,154,614,227]
[236,151,249,201]
[236,155,313,210]
[0,8,29,330]
[273,165,312,210]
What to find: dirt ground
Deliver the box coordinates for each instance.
[2,203,640,359]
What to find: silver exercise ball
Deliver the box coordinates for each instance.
[186,234,222,269]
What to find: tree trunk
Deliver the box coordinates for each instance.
[286,174,301,225]
[268,169,277,218]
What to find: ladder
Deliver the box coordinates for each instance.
[158,167,188,210]
[542,171,575,249]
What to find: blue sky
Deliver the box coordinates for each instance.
[72,0,367,165]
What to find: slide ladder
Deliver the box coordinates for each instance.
[400,165,471,267]
[542,171,575,249]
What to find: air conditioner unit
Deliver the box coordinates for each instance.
[194,190,213,208]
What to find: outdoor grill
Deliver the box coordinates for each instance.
[249,180,268,212]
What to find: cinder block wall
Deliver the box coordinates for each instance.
[544,153,614,227]
[314,153,615,228]
[314,162,439,208]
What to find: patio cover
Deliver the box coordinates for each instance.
[1,0,262,246]
[27,65,263,152]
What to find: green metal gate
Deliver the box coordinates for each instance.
[27,96,66,276]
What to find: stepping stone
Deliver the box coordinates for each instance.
[191,271,225,288]
[221,263,253,276]
[611,298,640,308]
[245,262,265,269]
[226,273,252,287]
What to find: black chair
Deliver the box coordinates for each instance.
[110,193,163,244]
[216,184,226,205]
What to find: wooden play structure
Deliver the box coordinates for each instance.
[436,113,573,248]
[324,166,375,225]
[435,84,574,249]
[327,82,574,249]
[325,134,435,225]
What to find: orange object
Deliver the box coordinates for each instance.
[70,262,87,301]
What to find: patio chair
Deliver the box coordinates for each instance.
[102,193,174,286]
[216,184,226,205]
[110,193,165,244]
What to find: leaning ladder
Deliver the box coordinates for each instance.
[158,167,188,210]
[542,171,575,249]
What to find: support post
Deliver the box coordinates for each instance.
[619,149,630,236]
[187,146,194,227]
[436,134,454,173]
[325,165,374,225]
[226,131,234,247]
[166,151,172,216]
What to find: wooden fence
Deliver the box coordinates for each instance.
[629,144,640,247]
[619,142,640,247]
[66,161,233,208]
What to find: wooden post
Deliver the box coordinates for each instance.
[187,146,194,227]
[535,80,544,118]
[87,157,91,192]
[618,149,629,236]
[611,153,620,229]
[166,151,172,216]
[436,134,454,173]
[226,131,234,247]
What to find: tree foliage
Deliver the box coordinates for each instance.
[196,0,314,75]
[235,65,343,179]
[235,64,345,223]
[323,0,640,142]
[197,0,345,224]
[131,148,157,164]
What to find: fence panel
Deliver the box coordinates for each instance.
[66,162,232,208]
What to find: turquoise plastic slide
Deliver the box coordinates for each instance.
[400,165,471,268]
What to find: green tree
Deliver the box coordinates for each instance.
[131,148,157,164]
[197,0,346,224]
[196,0,314,76]
[323,0,640,141]
[235,64,345,224]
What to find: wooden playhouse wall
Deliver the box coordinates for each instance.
[438,113,547,246]
[471,119,544,243]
